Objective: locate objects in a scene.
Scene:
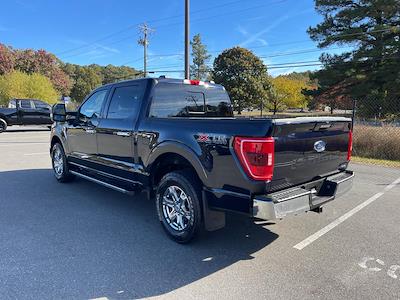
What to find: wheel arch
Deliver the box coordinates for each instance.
[147,141,208,187]
[0,114,8,124]
[50,135,63,152]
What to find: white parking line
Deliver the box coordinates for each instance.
[0,142,47,147]
[293,175,400,250]
[24,152,49,156]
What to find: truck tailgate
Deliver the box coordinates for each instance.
[270,117,352,192]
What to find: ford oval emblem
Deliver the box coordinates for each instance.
[314,140,326,153]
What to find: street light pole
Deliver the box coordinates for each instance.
[184,0,190,79]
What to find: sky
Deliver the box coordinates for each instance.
[0,0,351,78]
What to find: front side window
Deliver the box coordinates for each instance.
[107,85,144,120]
[80,90,108,119]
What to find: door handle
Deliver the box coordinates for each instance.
[85,128,96,134]
[115,131,132,137]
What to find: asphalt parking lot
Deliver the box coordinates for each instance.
[0,129,399,300]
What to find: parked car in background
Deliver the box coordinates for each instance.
[0,99,52,132]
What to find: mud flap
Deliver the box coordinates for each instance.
[202,191,226,231]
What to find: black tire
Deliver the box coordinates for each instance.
[0,118,7,133]
[156,170,203,244]
[51,143,74,182]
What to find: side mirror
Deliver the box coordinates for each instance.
[51,103,66,122]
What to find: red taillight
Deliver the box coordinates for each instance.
[233,137,275,181]
[183,79,201,85]
[347,130,353,161]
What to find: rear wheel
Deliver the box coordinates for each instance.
[0,118,7,133]
[156,170,202,243]
[51,143,74,182]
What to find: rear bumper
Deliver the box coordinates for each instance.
[253,170,354,220]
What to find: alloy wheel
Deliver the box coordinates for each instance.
[162,185,194,231]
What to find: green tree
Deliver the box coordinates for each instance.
[102,64,141,84]
[0,71,59,105]
[61,63,141,102]
[308,0,400,117]
[68,66,102,103]
[212,47,271,114]
[265,86,285,115]
[190,34,211,80]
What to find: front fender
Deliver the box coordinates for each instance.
[50,126,68,154]
[146,141,209,185]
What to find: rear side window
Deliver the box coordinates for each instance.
[33,100,50,109]
[107,85,144,119]
[149,83,233,118]
[19,100,32,109]
[206,88,233,117]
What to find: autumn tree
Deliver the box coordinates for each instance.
[212,47,271,114]
[14,49,72,95]
[268,76,309,113]
[0,71,59,106]
[190,34,211,80]
[0,44,15,75]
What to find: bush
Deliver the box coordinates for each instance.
[0,71,59,105]
[353,125,400,161]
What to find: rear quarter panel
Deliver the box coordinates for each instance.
[137,117,274,195]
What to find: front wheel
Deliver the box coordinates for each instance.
[0,118,7,133]
[51,143,74,182]
[156,170,203,243]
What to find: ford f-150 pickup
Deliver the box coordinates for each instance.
[0,99,52,132]
[50,77,354,243]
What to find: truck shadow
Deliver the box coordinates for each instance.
[0,169,278,299]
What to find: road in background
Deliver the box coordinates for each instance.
[0,131,399,299]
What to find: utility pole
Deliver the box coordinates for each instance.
[184,0,190,79]
[138,23,154,77]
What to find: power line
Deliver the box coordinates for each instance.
[157,0,288,29]
[61,2,395,61]
[56,0,281,58]
[123,46,351,69]
[143,54,400,73]
[58,0,288,60]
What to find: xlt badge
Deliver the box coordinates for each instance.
[196,133,227,145]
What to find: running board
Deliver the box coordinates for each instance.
[70,170,136,195]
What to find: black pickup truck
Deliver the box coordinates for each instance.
[0,99,52,132]
[50,78,354,243]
